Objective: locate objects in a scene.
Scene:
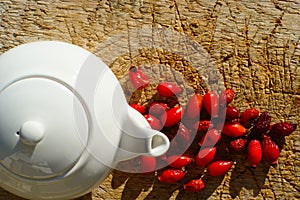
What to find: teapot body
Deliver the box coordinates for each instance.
[0,151,112,199]
[0,41,124,199]
[0,41,169,199]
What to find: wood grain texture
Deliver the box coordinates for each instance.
[0,0,299,199]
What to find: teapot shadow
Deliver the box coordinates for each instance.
[228,154,270,198]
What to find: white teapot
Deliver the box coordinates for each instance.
[0,41,170,199]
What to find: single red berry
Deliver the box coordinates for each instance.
[144,114,162,130]
[128,66,149,89]
[157,82,182,97]
[225,106,240,121]
[222,122,246,137]
[198,129,222,147]
[254,111,271,134]
[203,91,219,118]
[141,156,156,174]
[229,137,247,152]
[161,106,184,127]
[130,103,146,114]
[268,122,297,137]
[247,139,262,167]
[148,102,169,117]
[219,88,235,106]
[240,108,260,128]
[207,160,233,176]
[193,120,213,134]
[183,179,205,192]
[167,155,192,168]
[177,123,191,143]
[262,135,280,165]
[158,169,185,183]
[195,147,216,167]
[186,93,203,119]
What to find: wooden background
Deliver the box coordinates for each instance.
[0,0,299,199]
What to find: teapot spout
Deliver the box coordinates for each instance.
[114,106,170,163]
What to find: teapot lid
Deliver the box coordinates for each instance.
[0,42,89,179]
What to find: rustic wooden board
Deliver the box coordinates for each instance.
[0,0,299,199]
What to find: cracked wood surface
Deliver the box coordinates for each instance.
[0,0,299,199]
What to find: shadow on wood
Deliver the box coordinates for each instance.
[111,127,273,199]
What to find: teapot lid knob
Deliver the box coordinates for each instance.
[19,121,44,145]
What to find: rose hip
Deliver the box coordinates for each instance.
[240,108,260,128]
[144,114,162,130]
[161,106,184,127]
[167,155,192,168]
[222,122,246,137]
[193,120,213,134]
[157,82,182,97]
[130,103,146,114]
[207,161,233,176]
[262,135,280,165]
[223,106,240,121]
[229,137,247,152]
[183,179,205,192]
[158,169,185,183]
[247,139,262,167]
[198,129,222,147]
[254,111,271,134]
[195,147,216,167]
[186,93,203,119]
[141,156,156,174]
[148,102,169,117]
[203,91,219,118]
[128,66,149,89]
[268,122,297,137]
[219,88,235,106]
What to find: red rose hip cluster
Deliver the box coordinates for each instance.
[128,66,297,192]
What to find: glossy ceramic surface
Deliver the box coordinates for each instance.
[0,41,169,199]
